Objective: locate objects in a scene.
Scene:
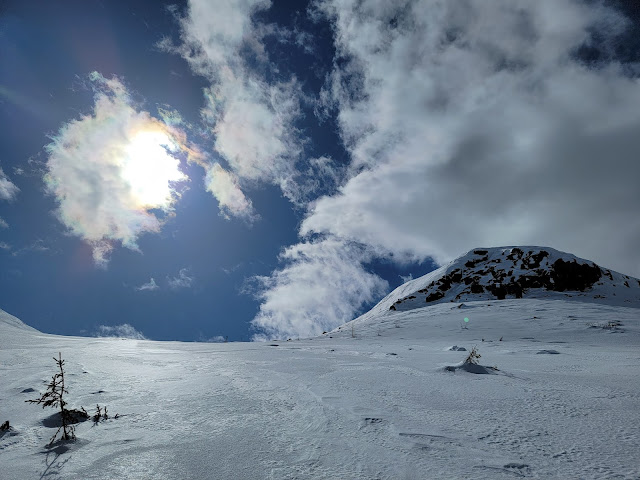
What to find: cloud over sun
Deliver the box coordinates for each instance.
[44,73,194,266]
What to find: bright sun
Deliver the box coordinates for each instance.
[120,130,186,209]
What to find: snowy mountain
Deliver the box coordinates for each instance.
[361,246,640,321]
[1,247,640,479]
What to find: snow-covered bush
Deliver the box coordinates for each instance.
[464,346,481,365]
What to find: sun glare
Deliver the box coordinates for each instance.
[121,130,186,208]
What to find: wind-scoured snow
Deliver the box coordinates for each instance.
[1,247,640,479]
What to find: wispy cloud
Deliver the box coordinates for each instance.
[11,239,50,257]
[0,241,10,250]
[204,163,257,221]
[202,335,227,343]
[167,267,194,290]
[251,0,640,339]
[399,273,413,284]
[221,262,244,275]
[95,323,147,340]
[135,278,159,291]
[162,0,304,217]
[250,237,388,340]
[0,167,19,201]
[44,72,196,267]
[0,217,8,229]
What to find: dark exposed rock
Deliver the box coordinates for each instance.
[527,250,549,269]
[425,291,445,303]
[550,259,601,292]
[511,283,524,298]
[488,284,507,300]
[391,247,634,309]
[465,256,488,268]
[389,305,396,311]
[506,248,524,261]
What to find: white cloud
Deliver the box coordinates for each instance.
[204,163,257,220]
[251,0,640,340]
[250,237,388,340]
[0,217,8,229]
[0,241,10,250]
[0,167,19,201]
[136,278,160,291]
[44,72,193,266]
[300,0,640,275]
[399,273,413,284]
[11,239,49,257]
[167,268,194,290]
[205,335,227,343]
[95,323,147,340]
[167,0,270,74]
[221,262,244,275]
[206,76,301,185]
[164,0,304,215]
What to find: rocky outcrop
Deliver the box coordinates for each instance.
[387,246,638,311]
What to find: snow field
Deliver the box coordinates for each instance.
[1,300,639,479]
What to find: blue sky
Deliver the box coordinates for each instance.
[1,0,639,341]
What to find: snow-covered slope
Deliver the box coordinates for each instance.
[0,308,40,334]
[358,246,640,323]
[2,256,640,479]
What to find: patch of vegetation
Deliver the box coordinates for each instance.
[92,404,109,424]
[26,353,116,446]
[587,320,623,330]
[464,346,481,365]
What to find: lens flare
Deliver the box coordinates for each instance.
[120,129,186,209]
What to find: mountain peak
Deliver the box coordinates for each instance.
[366,246,640,318]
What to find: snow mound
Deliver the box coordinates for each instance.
[0,308,40,333]
[365,246,640,319]
[444,362,498,375]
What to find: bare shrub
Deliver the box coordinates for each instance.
[464,346,481,365]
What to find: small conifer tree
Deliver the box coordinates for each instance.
[26,352,77,445]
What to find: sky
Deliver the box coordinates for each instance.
[1,0,639,342]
